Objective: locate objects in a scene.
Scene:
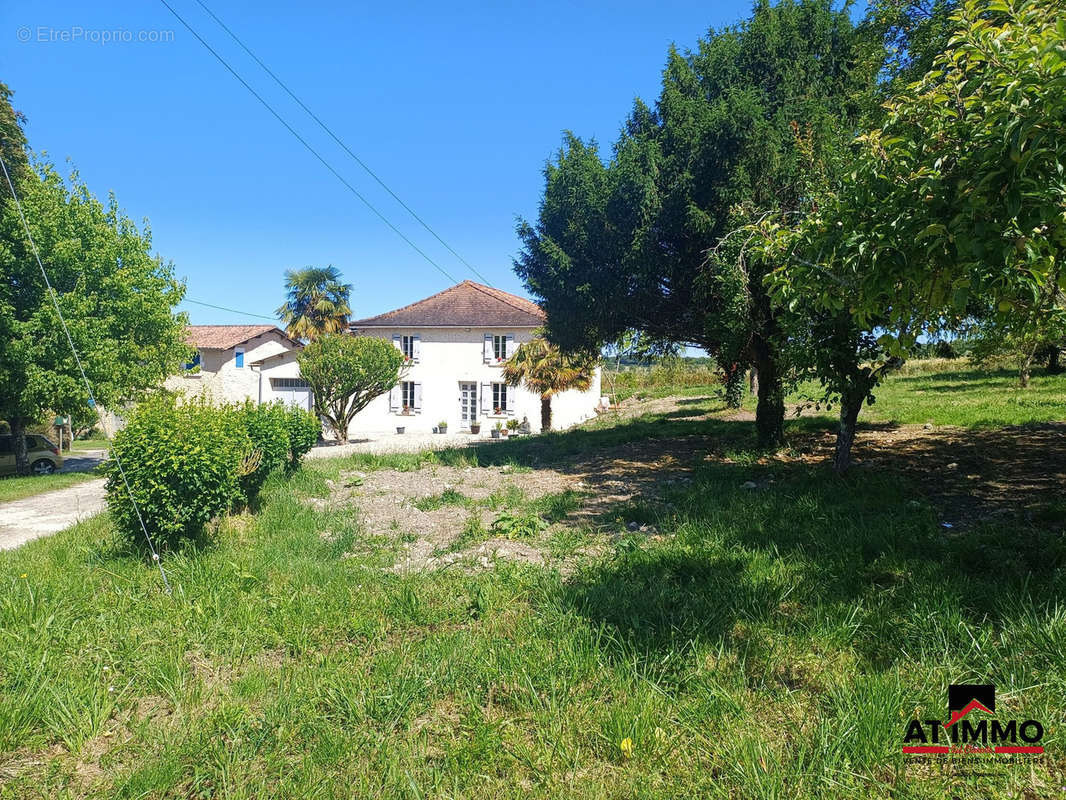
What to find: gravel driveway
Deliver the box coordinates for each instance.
[307,431,506,459]
[0,478,107,550]
[0,448,110,550]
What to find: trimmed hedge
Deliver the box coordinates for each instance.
[106,397,320,550]
[106,396,249,550]
[284,406,321,471]
[238,401,290,502]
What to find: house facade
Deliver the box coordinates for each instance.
[347,281,602,435]
[165,325,311,410]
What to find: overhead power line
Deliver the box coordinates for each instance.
[156,0,459,285]
[191,0,496,287]
[183,297,277,320]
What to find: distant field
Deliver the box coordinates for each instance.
[603,363,720,402]
[605,359,1066,429]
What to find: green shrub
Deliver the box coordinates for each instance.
[284,406,320,471]
[106,396,249,550]
[237,401,290,502]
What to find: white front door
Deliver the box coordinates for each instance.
[459,382,478,428]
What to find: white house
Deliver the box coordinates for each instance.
[347,281,601,435]
[165,325,311,409]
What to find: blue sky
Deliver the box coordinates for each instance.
[3,1,842,325]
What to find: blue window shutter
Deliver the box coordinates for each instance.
[235,349,244,368]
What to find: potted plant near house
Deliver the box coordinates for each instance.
[506,418,520,437]
[469,421,481,435]
[437,419,448,434]
[491,421,502,439]
[397,405,410,434]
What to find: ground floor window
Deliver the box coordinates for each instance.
[492,382,508,414]
[271,377,310,389]
[401,381,416,411]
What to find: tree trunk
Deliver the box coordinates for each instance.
[749,368,757,395]
[752,340,784,448]
[723,365,744,409]
[540,395,552,432]
[1047,346,1062,374]
[326,413,347,442]
[1019,356,1033,388]
[11,418,30,476]
[833,396,862,475]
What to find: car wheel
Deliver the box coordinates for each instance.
[31,459,56,476]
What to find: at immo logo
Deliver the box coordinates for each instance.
[903,684,1045,755]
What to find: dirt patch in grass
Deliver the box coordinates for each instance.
[323,441,712,572]
[325,464,579,571]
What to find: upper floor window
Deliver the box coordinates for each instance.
[393,334,420,362]
[183,351,201,371]
[234,348,245,368]
[485,333,514,363]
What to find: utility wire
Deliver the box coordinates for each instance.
[0,152,172,594]
[192,0,496,287]
[184,297,277,320]
[156,0,459,285]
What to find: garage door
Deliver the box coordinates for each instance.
[271,378,313,411]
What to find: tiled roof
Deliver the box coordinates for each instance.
[184,325,299,350]
[349,280,545,328]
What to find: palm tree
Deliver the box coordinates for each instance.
[277,266,352,341]
[503,334,597,432]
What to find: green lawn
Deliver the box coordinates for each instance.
[0,367,1063,798]
[0,470,100,504]
[860,367,1066,427]
[69,438,110,452]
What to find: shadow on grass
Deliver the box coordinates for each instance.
[566,550,753,657]
[560,452,1066,674]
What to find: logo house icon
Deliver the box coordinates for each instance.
[902,684,1045,755]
